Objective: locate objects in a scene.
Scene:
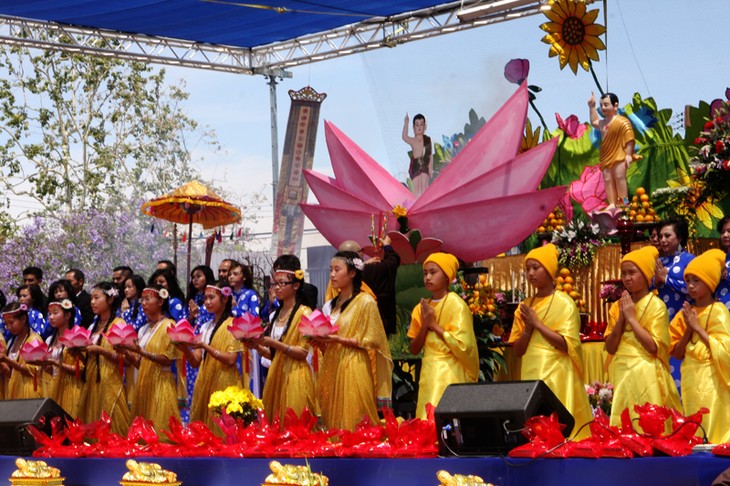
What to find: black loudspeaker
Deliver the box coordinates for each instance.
[0,398,71,456]
[435,380,574,456]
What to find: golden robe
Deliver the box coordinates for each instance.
[599,115,641,170]
[262,306,318,426]
[6,331,43,400]
[319,292,393,431]
[508,291,593,439]
[131,318,181,433]
[407,292,479,419]
[49,347,86,419]
[607,293,681,428]
[190,317,246,431]
[669,303,730,444]
[84,318,131,434]
[0,333,7,399]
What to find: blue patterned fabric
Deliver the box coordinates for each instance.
[231,289,260,318]
[716,252,730,311]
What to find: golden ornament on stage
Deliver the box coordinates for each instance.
[262,461,328,486]
[9,458,64,486]
[436,470,493,486]
[119,460,181,486]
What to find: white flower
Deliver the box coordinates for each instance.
[352,257,365,271]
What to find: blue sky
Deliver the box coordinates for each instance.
[161,0,729,238]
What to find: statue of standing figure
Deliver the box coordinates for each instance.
[403,113,433,197]
[588,92,641,210]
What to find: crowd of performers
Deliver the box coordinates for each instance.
[1,215,729,445]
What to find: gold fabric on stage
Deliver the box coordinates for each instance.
[319,293,393,431]
[84,318,131,435]
[669,303,730,444]
[407,292,479,419]
[132,318,181,433]
[6,332,43,400]
[49,348,85,419]
[508,292,593,439]
[606,294,680,429]
[262,306,318,426]
[0,333,5,399]
[190,317,245,431]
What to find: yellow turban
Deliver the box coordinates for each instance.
[525,243,559,279]
[424,252,459,283]
[622,245,659,284]
[684,249,726,291]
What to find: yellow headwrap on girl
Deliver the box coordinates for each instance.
[423,252,459,283]
[621,245,659,284]
[524,243,559,278]
[684,249,725,291]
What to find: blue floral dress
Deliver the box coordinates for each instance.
[717,252,730,311]
[28,308,50,340]
[168,297,189,322]
[181,292,215,424]
[231,289,260,318]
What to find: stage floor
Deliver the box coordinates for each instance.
[2,454,730,486]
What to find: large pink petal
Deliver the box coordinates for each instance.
[387,231,417,264]
[408,186,567,262]
[303,170,383,214]
[324,121,414,208]
[301,204,391,250]
[412,137,558,212]
[419,83,528,204]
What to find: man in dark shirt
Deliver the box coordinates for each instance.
[65,268,94,329]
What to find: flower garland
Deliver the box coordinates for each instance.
[551,217,605,269]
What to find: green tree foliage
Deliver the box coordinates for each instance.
[0,41,215,220]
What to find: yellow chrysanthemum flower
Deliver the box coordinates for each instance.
[540,0,606,74]
[391,205,408,218]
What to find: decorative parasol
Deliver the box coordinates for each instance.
[141,180,241,278]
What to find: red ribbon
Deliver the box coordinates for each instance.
[118,355,124,377]
[181,356,187,379]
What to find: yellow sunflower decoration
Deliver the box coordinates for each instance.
[540,0,606,74]
[520,118,542,153]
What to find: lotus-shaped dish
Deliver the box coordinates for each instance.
[59,326,92,349]
[228,314,265,340]
[298,310,339,337]
[167,319,198,344]
[103,322,138,347]
[20,340,51,363]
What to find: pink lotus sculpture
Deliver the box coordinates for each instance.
[20,340,50,363]
[167,319,198,344]
[59,326,92,349]
[103,322,138,347]
[569,164,608,214]
[228,314,265,340]
[300,83,566,262]
[298,310,339,337]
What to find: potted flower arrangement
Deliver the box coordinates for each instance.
[585,381,613,417]
[552,217,605,269]
[208,385,263,427]
[690,100,730,203]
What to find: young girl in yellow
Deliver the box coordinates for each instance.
[45,299,86,418]
[605,245,681,430]
[670,249,730,444]
[408,252,479,419]
[508,244,593,439]
[0,303,43,399]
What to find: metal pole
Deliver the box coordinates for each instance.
[267,74,280,255]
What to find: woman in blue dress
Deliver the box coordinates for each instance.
[654,218,695,319]
[716,215,730,310]
[148,269,189,322]
[228,261,260,319]
[16,284,49,339]
[121,275,147,331]
[47,280,81,327]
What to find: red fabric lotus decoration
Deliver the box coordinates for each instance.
[59,326,92,348]
[167,319,198,344]
[20,340,50,362]
[298,310,338,337]
[300,83,566,263]
[103,322,138,347]
[228,314,265,340]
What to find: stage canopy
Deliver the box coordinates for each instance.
[0,0,548,74]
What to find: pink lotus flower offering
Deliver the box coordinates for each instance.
[20,340,51,363]
[298,310,338,337]
[103,322,138,347]
[228,314,265,340]
[167,319,198,344]
[59,326,92,348]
